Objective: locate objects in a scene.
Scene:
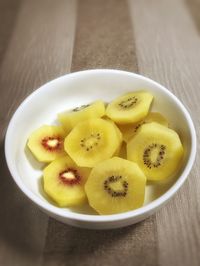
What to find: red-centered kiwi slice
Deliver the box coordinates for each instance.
[43,156,90,207]
[85,157,146,215]
[64,118,120,167]
[119,112,169,142]
[106,91,153,124]
[58,100,105,133]
[27,125,66,162]
[127,122,184,181]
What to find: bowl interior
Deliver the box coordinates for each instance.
[6,70,192,216]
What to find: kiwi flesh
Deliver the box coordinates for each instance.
[64,118,120,167]
[43,156,90,207]
[85,157,146,215]
[119,112,169,142]
[106,91,153,124]
[27,125,66,162]
[58,100,105,133]
[127,122,184,181]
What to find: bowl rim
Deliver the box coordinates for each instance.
[4,69,197,223]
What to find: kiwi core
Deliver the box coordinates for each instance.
[80,133,101,151]
[42,136,62,151]
[104,176,128,197]
[143,143,166,168]
[59,168,81,185]
[118,96,138,109]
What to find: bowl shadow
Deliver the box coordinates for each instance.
[0,140,48,257]
[24,144,46,170]
[42,215,157,266]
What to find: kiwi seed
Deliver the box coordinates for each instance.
[143,143,166,168]
[118,96,138,109]
[73,104,90,112]
[104,176,128,197]
[134,121,145,133]
[80,133,101,151]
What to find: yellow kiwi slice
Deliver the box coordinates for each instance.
[64,118,120,167]
[58,100,105,133]
[43,156,90,207]
[85,157,146,215]
[103,118,123,156]
[113,125,123,156]
[27,125,66,162]
[106,91,153,124]
[119,112,169,142]
[127,122,184,181]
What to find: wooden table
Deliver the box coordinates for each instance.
[0,0,199,265]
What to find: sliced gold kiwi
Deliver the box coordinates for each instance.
[64,118,120,167]
[27,125,66,162]
[127,122,184,181]
[119,112,169,142]
[85,157,146,215]
[43,156,90,207]
[58,100,105,133]
[106,91,153,124]
[103,118,123,156]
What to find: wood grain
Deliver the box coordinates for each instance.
[129,0,200,265]
[0,0,76,265]
[71,0,138,71]
[186,0,200,33]
[0,0,22,68]
[43,220,157,266]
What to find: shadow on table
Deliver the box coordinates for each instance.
[0,0,23,68]
[43,214,156,266]
[0,140,48,258]
[185,0,200,34]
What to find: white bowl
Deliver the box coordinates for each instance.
[5,69,196,229]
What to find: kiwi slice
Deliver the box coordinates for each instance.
[127,122,184,181]
[119,112,169,142]
[43,156,90,207]
[64,118,120,167]
[27,125,66,162]
[58,100,105,133]
[103,118,123,156]
[106,91,153,124]
[85,157,146,215]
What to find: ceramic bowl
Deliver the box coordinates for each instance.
[5,69,196,229]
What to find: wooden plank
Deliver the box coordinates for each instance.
[71,0,138,71]
[0,0,76,265]
[0,0,76,130]
[128,0,200,265]
[0,0,22,68]
[43,218,157,266]
[186,0,200,33]
[43,1,157,265]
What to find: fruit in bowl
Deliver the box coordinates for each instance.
[27,90,184,215]
[5,70,196,229]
